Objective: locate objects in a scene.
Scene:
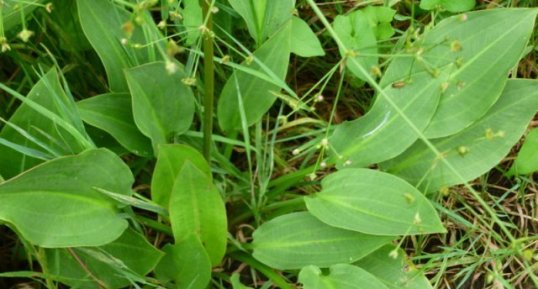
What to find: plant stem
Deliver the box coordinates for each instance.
[201,0,214,161]
[37,247,57,289]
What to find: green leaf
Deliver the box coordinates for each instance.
[2,0,44,32]
[77,0,163,92]
[381,79,538,192]
[0,149,133,247]
[228,0,295,44]
[151,144,210,207]
[183,0,203,45]
[252,212,393,270]
[362,6,396,40]
[333,10,378,81]
[77,93,152,157]
[356,245,433,289]
[419,8,538,138]
[125,62,195,148]
[217,23,291,132]
[46,228,164,289]
[169,162,227,265]
[154,236,211,289]
[420,0,475,13]
[330,8,538,167]
[306,169,445,236]
[290,17,325,57]
[299,264,389,289]
[0,68,89,179]
[509,129,538,175]
[330,70,442,167]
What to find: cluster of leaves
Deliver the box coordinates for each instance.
[0,0,537,288]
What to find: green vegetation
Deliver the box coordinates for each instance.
[0,0,537,288]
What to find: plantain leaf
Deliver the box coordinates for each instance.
[228,0,295,44]
[77,93,152,157]
[125,62,195,148]
[381,79,538,192]
[418,8,538,138]
[356,245,433,289]
[154,236,211,289]
[46,228,164,289]
[330,70,442,167]
[305,169,445,236]
[151,144,210,207]
[77,0,164,92]
[299,264,389,289]
[169,162,227,265]
[290,16,325,57]
[252,212,393,270]
[217,22,291,132]
[0,149,133,247]
[509,128,538,175]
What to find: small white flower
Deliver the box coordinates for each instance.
[165,60,178,74]
[320,161,327,168]
[120,38,128,45]
[17,29,34,42]
[343,159,352,166]
[292,148,301,156]
[320,138,329,148]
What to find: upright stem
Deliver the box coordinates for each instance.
[201,0,214,161]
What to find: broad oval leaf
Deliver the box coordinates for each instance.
[228,0,295,44]
[251,212,393,270]
[305,169,445,236]
[217,22,291,132]
[290,16,325,57]
[77,93,152,157]
[330,70,443,167]
[154,236,212,289]
[151,144,210,207]
[46,228,163,289]
[420,0,475,13]
[77,0,163,92]
[509,128,538,175]
[0,148,133,247]
[0,68,90,179]
[381,79,538,192]
[356,245,433,289]
[169,162,227,265]
[418,8,538,138]
[125,62,195,148]
[299,264,389,289]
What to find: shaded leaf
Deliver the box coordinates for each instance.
[420,0,475,12]
[77,93,152,157]
[46,228,163,289]
[77,0,164,92]
[125,62,195,148]
[252,212,393,270]
[0,68,89,179]
[217,23,291,132]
